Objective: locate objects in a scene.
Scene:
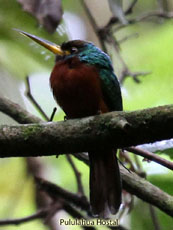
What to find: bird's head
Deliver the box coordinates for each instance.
[15,29,92,57]
[15,29,112,69]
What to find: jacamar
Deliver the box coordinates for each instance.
[16,30,123,217]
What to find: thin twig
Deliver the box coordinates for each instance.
[109,34,151,83]
[81,1,152,84]
[157,0,164,12]
[109,34,128,69]
[133,155,146,178]
[149,205,161,230]
[133,154,141,171]
[26,76,49,121]
[80,0,107,52]
[134,10,173,22]
[66,155,85,196]
[113,10,173,33]
[0,96,41,124]
[24,77,59,229]
[35,177,91,214]
[125,0,138,15]
[49,107,57,121]
[119,70,151,84]
[118,33,139,44]
[127,146,173,170]
[106,0,138,27]
[73,153,173,218]
[73,153,89,165]
[119,150,136,172]
[0,208,50,226]
[157,0,169,13]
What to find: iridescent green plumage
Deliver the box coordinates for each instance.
[61,41,123,112]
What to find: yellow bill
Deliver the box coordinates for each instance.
[14,28,70,56]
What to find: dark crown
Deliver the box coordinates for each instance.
[61,40,88,51]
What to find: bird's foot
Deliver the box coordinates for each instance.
[64,115,68,121]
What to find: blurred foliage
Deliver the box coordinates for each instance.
[0,0,173,230]
[122,22,173,110]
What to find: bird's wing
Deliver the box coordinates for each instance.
[99,68,123,111]
[79,48,122,111]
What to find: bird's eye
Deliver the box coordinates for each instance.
[71,47,78,53]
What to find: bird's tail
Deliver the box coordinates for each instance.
[88,149,121,217]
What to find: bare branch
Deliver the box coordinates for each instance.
[0,96,41,124]
[119,70,151,84]
[106,0,138,28]
[49,107,57,121]
[109,9,173,34]
[0,104,173,157]
[133,11,173,22]
[25,76,49,121]
[125,0,138,15]
[127,146,173,170]
[149,205,161,230]
[44,202,62,225]
[66,155,85,196]
[80,0,107,52]
[108,34,150,84]
[0,208,50,226]
[35,177,91,214]
[119,150,136,172]
[0,95,57,229]
[69,153,173,218]
[118,33,139,44]
[112,11,173,33]
[121,166,173,217]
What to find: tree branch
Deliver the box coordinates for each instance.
[133,10,173,22]
[35,171,173,217]
[35,177,90,214]
[0,207,50,226]
[25,76,49,121]
[0,96,41,124]
[105,10,173,34]
[0,105,173,157]
[66,155,85,196]
[126,147,173,170]
[36,167,173,218]
[149,205,161,230]
[80,0,107,52]
[121,165,173,217]
[73,153,173,217]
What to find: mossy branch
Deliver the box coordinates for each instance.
[0,101,173,157]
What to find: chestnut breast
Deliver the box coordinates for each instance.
[50,56,108,118]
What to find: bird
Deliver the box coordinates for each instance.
[16,29,123,217]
